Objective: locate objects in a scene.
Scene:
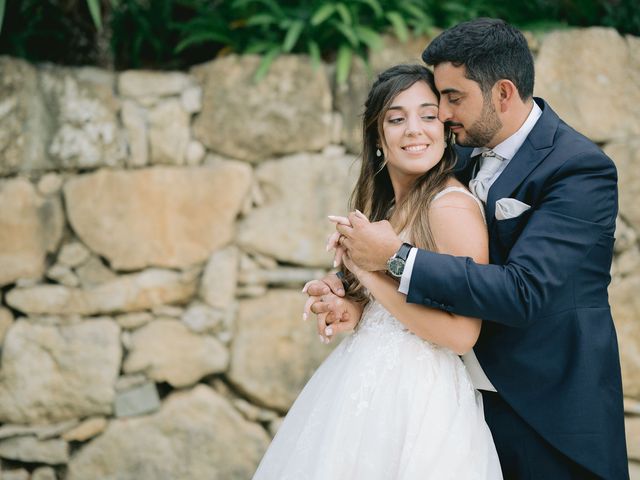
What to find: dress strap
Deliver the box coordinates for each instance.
[432,186,486,222]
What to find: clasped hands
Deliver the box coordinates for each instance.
[302,210,402,344]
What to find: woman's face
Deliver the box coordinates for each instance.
[380,81,446,183]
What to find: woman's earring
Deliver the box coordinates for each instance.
[376,148,382,157]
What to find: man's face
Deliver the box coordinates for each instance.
[433,62,502,148]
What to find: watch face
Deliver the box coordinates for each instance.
[388,257,405,277]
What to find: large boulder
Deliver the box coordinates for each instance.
[535,28,640,142]
[0,56,51,174]
[605,140,640,230]
[0,178,64,286]
[6,268,197,315]
[0,319,121,423]
[118,70,193,99]
[228,290,335,412]
[0,436,68,465]
[64,164,252,270]
[192,55,332,162]
[200,246,239,310]
[238,150,358,267]
[41,65,127,169]
[147,98,191,165]
[67,385,269,480]
[610,274,640,399]
[123,319,229,388]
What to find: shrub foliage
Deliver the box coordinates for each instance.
[0,0,637,82]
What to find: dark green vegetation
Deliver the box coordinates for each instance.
[0,0,637,83]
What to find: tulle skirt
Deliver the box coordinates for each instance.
[253,301,502,480]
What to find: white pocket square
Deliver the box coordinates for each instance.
[495,198,531,221]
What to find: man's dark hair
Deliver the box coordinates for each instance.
[422,18,534,101]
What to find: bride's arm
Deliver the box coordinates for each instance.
[351,193,488,355]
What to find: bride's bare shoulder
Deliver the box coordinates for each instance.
[427,180,488,262]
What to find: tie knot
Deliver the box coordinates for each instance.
[480,150,505,162]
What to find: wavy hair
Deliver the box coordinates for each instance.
[342,64,457,304]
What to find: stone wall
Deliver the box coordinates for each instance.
[0,27,638,479]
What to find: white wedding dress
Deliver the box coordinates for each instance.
[253,187,502,480]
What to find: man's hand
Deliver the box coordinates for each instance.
[335,211,402,272]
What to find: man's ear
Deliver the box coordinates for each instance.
[495,79,517,113]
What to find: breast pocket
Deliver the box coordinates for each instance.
[494,211,531,249]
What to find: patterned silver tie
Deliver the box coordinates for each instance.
[469,150,505,203]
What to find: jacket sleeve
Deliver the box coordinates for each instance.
[406,150,618,328]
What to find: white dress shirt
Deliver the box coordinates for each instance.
[397,101,543,391]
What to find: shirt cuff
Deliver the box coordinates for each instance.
[398,247,417,294]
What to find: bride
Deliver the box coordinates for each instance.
[252,64,502,479]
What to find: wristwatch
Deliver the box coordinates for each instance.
[387,242,413,278]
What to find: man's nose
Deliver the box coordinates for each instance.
[438,101,451,123]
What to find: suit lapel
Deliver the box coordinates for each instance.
[485,99,559,230]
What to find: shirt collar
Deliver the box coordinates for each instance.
[471,101,543,160]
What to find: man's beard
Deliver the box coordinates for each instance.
[455,98,502,147]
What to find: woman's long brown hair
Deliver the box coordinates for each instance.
[341,64,457,304]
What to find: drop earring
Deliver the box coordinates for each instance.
[376,148,382,157]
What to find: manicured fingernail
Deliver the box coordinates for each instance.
[333,260,338,268]
[318,335,325,343]
[303,313,308,321]
[301,285,308,293]
[325,326,333,336]
[338,288,345,296]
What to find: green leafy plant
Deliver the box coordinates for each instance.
[0,0,6,35]
[176,0,435,84]
[1,0,637,75]
[0,0,99,64]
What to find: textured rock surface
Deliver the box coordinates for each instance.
[0,57,50,174]
[605,140,640,230]
[192,55,332,162]
[627,417,640,461]
[114,382,161,417]
[62,417,108,442]
[200,246,239,310]
[121,99,148,167]
[118,70,192,98]
[64,165,252,270]
[0,319,121,423]
[0,436,68,465]
[6,269,197,315]
[0,178,64,286]
[66,385,269,480]
[32,467,57,480]
[228,290,335,411]
[610,275,640,398]
[238,151,358,267]
[0,307,13,344]
[42,66,126,168]
[123,319,229,387]
[535,28,640,142]
[148,98,190,165]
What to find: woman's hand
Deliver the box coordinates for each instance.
[314,291,362,344]
[327,214,352,268]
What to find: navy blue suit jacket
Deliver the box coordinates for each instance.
[407,98,628,479]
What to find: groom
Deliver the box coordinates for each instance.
[307,18,628,479]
